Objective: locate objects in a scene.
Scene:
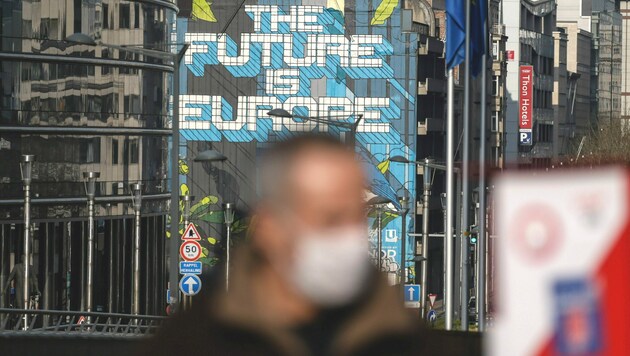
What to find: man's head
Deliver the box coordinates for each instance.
[253,134,371,306]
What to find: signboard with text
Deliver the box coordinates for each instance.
[519,65,533,146]
[489,169,630,355]
[175,1,419,277]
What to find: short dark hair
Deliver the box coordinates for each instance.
[259,133,353,201]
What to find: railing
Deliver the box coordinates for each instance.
[0,309,166,336]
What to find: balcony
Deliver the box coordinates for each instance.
[418,36,444,56]
[418,78,446,95]
[490,131,502,148]
[492,24,505,36]
[418,117,444,135]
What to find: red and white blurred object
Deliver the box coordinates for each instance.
[488,168,630,356]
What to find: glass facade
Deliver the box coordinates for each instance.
[0,0,177,315]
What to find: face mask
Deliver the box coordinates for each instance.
[285,225,371,307]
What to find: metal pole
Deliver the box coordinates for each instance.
[83,172,99,322]
[181,195,193,309]
[132,183,142,316]
[377,208,383,271]
[20,154,34,330]
[400,197,408,286]
[169,44,189,311]
[478,53,488,331]
[460,0,472,331]
[420,160,432,315]
[224,203,235,291]
[445,69,455,330]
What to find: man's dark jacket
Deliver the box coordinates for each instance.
[140,248,479,356]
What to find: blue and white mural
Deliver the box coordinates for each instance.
[175,0,418,281]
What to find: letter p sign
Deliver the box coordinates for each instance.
[519,130,532,146]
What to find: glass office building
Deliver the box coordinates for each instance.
[0,0,177,315]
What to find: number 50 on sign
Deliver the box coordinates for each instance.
[180,240,202,262]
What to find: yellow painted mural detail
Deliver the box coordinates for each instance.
[192,0,217,22]
[371,0,398,25]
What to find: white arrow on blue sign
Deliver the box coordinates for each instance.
[179,274,202,296]
[179,261,203,275]
[404,284,421,303]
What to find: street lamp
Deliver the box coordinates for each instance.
[181,195,195,226]
[367,196,392,271]
[131,182,142,316]
[65,33,190,309]
[193,149,228,290]
[390,156,436,314]
[83,171,100,321]
[267,109,363,146]
[194,150,228,163]
[19,154,34,329]
[224,203,235,291]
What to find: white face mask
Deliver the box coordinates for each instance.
[284,225,371,307]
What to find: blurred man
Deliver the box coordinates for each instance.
[142,135,443,355]
[3,255,40,309]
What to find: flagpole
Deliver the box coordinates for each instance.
[478,34,488,334]
[445,68,455,331]
[460,0,472,331]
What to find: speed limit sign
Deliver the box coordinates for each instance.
[180,240,202,262]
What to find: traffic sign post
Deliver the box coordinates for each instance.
[428,293,437,309]
[180,240,202,262]
[179,274,202,296]
[404,284,421,308]
[427,309,437,325]
[179,261,203,275]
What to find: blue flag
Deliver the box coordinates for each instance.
[446,0,466,70]
[471,0,488,77]
[446,0,488,77]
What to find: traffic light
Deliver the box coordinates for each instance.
[468,225,478,244]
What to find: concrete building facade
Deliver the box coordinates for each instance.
[503,0,557,167]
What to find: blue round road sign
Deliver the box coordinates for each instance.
[179,274,202,296]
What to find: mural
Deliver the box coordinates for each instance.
[174,0,418,281]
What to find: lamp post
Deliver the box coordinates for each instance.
[193,150,227,290]
[399,196,409,286]
[267,109,363,146]
[224,203,235,291]
[20,154,34,329]
[131,182,142,315]
[181,195,194,227]
[390,155,463,321]
[367,196,392,271]
[83,172,100,321]
[65,32,190,310]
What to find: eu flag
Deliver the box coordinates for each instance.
[446,0,466,70]
[446,0,488,77]
[471,0,488,77]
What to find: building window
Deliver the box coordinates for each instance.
[80,138,101,163]
[491,111,499,132]
[492,42,499,60]
[112,138,119,164]
[134,3,140,28]
[492,76,500,96]
[101,49,111,74]
[103,4,109,29]
[120,4,130,29]
[126,139,139,164]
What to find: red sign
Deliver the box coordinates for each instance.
[519,65,533,131]
[506,50,515,61]
[181,223,201,240]
[180,240,202,262]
